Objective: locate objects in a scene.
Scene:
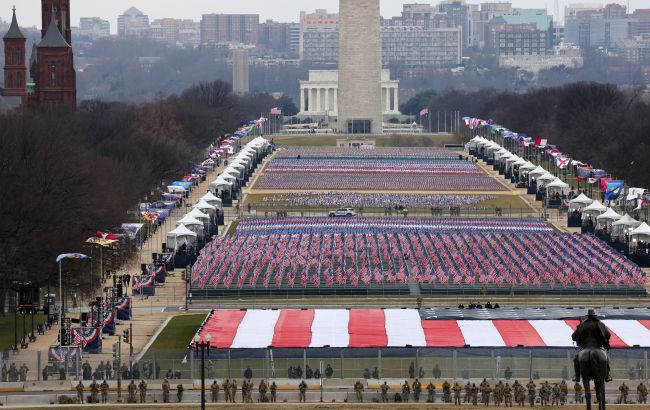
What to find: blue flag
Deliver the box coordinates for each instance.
[604,181,624,201]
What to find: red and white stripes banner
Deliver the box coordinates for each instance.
[196,309,650,349]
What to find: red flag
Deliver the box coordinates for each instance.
[96,231,122,240]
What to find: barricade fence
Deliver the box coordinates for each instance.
[3,348,646,383]
[220,207,556,222]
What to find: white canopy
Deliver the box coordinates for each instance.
[612,214,641,227]
[519,162,536,171]
[570,193,592,206]
[583,200,607,213]
[630,222,650,242]
[612,214,641,239]
[194,200,217,214]
[569,193,592,210]
[201,192,223,207]
[498,153,513,162]
[177,215,203,227]
[176,215,204,236]
[188,208,210,222]
[596,208,622,221]
[166,224,197,250]
[547,178,570,189]
[529,166,547,178]
[513,158,527,167]
[537,172,556,185]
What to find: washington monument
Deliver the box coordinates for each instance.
[338,0,383,134]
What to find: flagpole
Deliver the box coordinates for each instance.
[59,260,64,346]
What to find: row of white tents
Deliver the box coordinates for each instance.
[467,136,650,246]
[209,137,270,196]
[468,137,571,196]
[166,192,223,251]
[167,137,270,251]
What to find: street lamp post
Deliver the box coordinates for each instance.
[193,333,212,410]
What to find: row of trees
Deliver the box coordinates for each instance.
[0,81,270,314]
[421,83,650,188]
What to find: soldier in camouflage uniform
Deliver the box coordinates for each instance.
[526,380,536,407]
[453,382,462,405]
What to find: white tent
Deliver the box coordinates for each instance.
[498,153,513,162]
[536,172,556,186]
[569,193,592,210]
[519,162,536,172]
[582,200,607,220]
[176,215,204,236]
[513,158,528,167]
[201,192,223,209]
[166,224,197,250]
[596,208,622,230]
[547,178,570,196]
[194,200,217,215]
[630,222,650,244]
[611,214,641,239]
[529,166,547,178]
[188,208,211,224]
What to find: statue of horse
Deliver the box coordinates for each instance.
[578,347,608,410]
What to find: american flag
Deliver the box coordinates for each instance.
[270,107,282,115]
[420,108,429,117]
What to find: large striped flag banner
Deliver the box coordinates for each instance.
[195,309,650,349]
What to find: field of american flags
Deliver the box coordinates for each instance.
[190,218,646,296]
[254,147,505,191]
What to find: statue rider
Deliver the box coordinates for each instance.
[571,309,612,383]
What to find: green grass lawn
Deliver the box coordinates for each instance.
[270,134,460,147]
[146,314,206,352]
[0,313,46,350]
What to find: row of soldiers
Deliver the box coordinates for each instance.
[377,379,649,406]
[70,377,648,405]
[1,363,29,382]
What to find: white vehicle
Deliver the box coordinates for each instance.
[328,208,356,217]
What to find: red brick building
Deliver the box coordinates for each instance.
[2,7,27,109]
[1,0,76,111]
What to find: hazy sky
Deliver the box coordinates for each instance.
[0,0,646,32]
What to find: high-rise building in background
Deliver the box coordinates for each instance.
[565,4,636,49]
[299,9,338,61]
[76,17,110,39]
[438,0,472,47]
[150,18,200,46]
[633,9,650,36]
[382,26,462,67]
[258,20,298,55]
[470,2,513,48]
[118,7,150,38]
[338,0,383,134]
[232,47,250,94]
[200,14,259,45]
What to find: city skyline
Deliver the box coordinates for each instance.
[1,0,647,32]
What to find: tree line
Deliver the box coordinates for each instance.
[422,83,650,188]
[0,80,271,314]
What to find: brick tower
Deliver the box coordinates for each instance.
[31,7,76,108]
[2,7,28,109]
[41,0,72,45]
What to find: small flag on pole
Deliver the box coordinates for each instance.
[56,253,90,263]
[420,108,429,117]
